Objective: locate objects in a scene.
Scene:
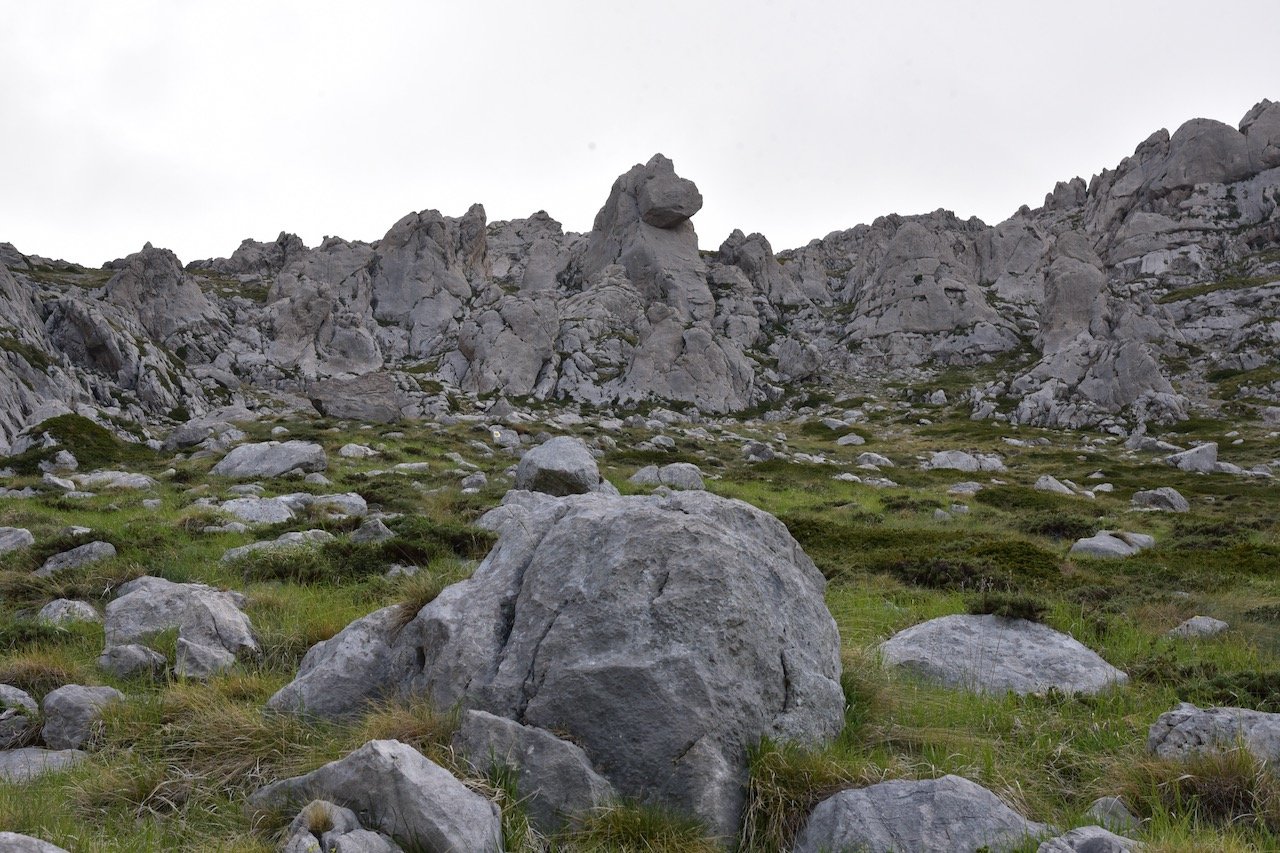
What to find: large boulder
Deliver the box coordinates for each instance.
[272,489,844,837]
[514,436,606,495]
[394,489,844,836]
[793,775,1048,853]
[210,440,327,478]
[880,614,1128,695]
[249,739,502,853]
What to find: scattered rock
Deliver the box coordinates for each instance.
[0,748,87,783]
[881,614,1128,695]
[1086,796,1142,834]
[1037,825,1140,852]
[41,684,124,750]
[97,644,167,679]
[210,440,327,478]
[351,518,396,544]
[793,775,1048,853]
[460,471,488,491]
[0,527,35,554]
[629,462,705,490]
[924,450,1005,472]
[73,470,156,490]
[514,436,607,495]
[0,831,71,852]
[221,529,334,562]
[836,433,866,446]
[37,599,100,626]
[1034,474,1075,495]
[1149,703,1280,763]
[1167,615,1229,638]
[453,709,617,833]
[1069,531,1154,559]
[35,541,116,578]
[249,740,502,852]
[0,684,38,748]
[1131,487,1189,512]
[221,496,295,525]
[338,443,379,459]
[1166,442,1218,473]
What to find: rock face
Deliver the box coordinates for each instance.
[793,775,1048,853]
[881,614,1128,695]
[210,441,327,478]
[273,489,844,837]
[249,739,502,853]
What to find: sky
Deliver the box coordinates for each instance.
[2,0,1279,268]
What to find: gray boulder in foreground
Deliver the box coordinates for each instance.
[453,709,616,833]
[1148,703,1280,763]
[793,774,1047,853]
[881,614,1128,695]
[514,436,605,495]
[276,489,844,837]
[0,832,71,852]
[0,748,88,783]
[40,684,124,750]
[249,739,501,853]
[210,440,327,478]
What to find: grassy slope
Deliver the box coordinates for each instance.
[0,404,1277,851]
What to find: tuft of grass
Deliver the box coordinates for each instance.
[740,738,857,852]
[967,590,1049,623]
[0,652,92,699]
[1118,748,1280,832]
[560,802,721,852]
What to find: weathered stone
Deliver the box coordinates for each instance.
[35,541,116,578]
[0,748,87,783]
[351,518,396,544]
[97,644,167,679]
[249,740,502,852]
[793,775,1048,853]
[1166,442,1218,473]
[514,436,604,495]
[73,470,156,490]
[0,831,71,852]
[0,684,38,749]
[37,599,100,626]
[0,526,34,554]
[1167,615,1229,638]
[210,441,327,478]
[1148,703,1280,763]
[1035,474,1075,495]
[881,614,1128,695]
[1069,531,1154,559]
[1037,825,1140,852]
[175,637,237,679]
[41,684,124,750]
[221,496,295,525]
[453,709,616,832]
[1131,486,1189,512]
[104,576,258,662]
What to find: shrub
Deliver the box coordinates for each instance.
[967,590,1049,623]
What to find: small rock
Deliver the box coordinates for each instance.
[1166,442,1218,473]
[1069,531,1154,559]
[1034,475,1075,495]
[37,599,100,626]
[1167,615,1229,638]
[351,518,396,544]
[0,831,71,852]
[460,471,488,491]
[0,748,87,783]
[515,436,606,496]
[0,684,38,748]
[836,433,866,446]
[1131,487,1189,512]
[97,644,167,679]
[221,497,295,525]
[41,685,125,750]
[1037,825,1139,852]
[339,443,379,459]
[1086,795,1142,834]
[35,541,116,578]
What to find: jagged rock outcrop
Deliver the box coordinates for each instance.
[3,100,1280,432]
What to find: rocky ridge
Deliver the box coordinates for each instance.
[0,103,1278,450]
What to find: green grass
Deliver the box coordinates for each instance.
[1,407,1279,850]
[1157,274,1277,303]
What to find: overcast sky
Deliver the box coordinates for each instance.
[3,1,1278,268]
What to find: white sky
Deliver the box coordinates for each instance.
[2,0,1278,267]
